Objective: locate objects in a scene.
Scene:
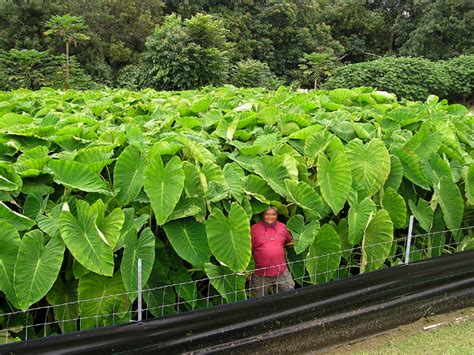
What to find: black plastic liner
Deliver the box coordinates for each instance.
[2,250,474,354]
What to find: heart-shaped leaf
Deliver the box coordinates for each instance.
[206,203,251,272]
[14,230,64,310]
[144,155,185,225]
[60,201,114,276]
[164,218,210,267]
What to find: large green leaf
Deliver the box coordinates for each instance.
[37,203,62,238]
[0,163,22,191]
[384,154,403,191]
[286,215,305,235]
[170,266,203,310]
[382,187,407,229]
[223,162,245,202]
[348,197,376,245]
[0,222,20,305]
[121,227,155,302]
[288,125,323,140]
[465,164,474,205]
[361,209,393,273]
[317,151,352,214]
[143,258,176,317]
[304,131,333,167]
[421,153,453,186]
[113,144,146,205]
[14,230,64,310]
[234,133,278,155]
[0,202,35,231]
[14,146,50,177]
[405,125,442,159]
[253,155,290,197]
[204,263,246,303]
[408,198,433,232]
[392,147,430,190]
[243,175,280,203]
[74,145,115,173]
[168,195,205,221]
[60,200,114,276]
[200,162,228,202]
[345,138,390,196]
[178,135,216,165]
[182,161,203,198]
[435,176,463,231]
[304,131,333,158]
[23,193,48,221]
[115,208,149,251]
[91,200,125,249]
[46,278,78,333]
[296,220,320,255]
[144,155,185,225]
[47,159,111,194]
[78,271,130,330]
[163,218,210,267]
[306,224,341,284]
[206,203,251,272]
[284,179,324,215]
[286,215,320,255]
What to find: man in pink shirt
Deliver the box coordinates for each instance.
[249,206,295,298]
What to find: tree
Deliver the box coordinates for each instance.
[44,15,90,89]
[399,0,474,60]
[143,13,231,90]
[298,49,339,89]
[316,0,389,63]
[161,1,342,84]
[222,0,342,83]
[62,0,164,82]
[0,0,62,50]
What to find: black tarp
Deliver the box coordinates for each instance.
[2,250,474,354]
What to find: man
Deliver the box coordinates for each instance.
[249,206,295,298]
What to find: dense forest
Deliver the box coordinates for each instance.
[0,0,473,99]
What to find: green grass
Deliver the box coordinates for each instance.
[358,317,474,354]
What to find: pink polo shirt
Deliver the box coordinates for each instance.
[251,220,293,276]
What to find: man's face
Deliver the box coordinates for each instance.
[263,209,278,224]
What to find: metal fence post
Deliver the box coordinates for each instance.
[405,215,414,265]
[138,258,142,322]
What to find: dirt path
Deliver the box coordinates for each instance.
[320,307,474,354]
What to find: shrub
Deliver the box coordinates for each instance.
[143,14,231,90]
[323,57,451,101]
[0,49,97,91]
[228,59,281,89]
[115,63,146,90]
[442,55,474,102]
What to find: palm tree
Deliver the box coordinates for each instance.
[44,15,90,89]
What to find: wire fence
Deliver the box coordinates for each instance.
[1,220,473,344]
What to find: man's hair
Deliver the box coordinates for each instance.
[264,206,278,214]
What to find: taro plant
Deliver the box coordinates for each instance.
[0,86,472,342]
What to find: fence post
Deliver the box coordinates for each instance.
[137,257,142,322]
[405,215,414,265]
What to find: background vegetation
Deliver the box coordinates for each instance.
[0,0,473,101]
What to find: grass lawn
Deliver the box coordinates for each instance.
[327,307,474,354]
